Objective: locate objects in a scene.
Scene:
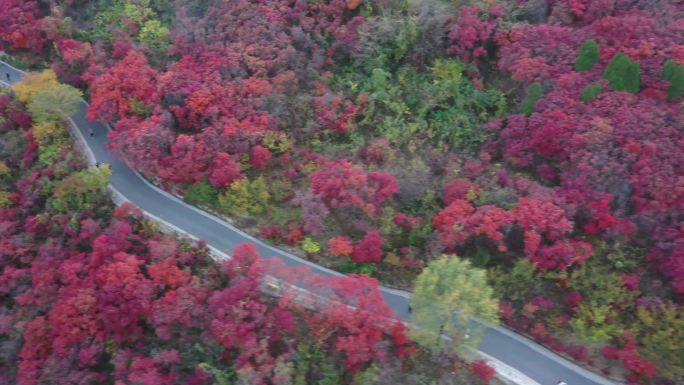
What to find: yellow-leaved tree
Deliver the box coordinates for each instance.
[218,176,271,216]
[410,255,499,356]
[50,164,112,212]
[32,121,69,166]
[28,83,83,123]
[15,69,82,124]
[14,70,59,103]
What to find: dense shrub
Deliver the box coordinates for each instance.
[662,59,684,100]
[575,39,599,71]
[183,181,218,208]
[602,52,640,93]
[580,83,602,102]
[520,82,542,116]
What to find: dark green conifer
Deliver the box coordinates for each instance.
[602,52,640,94]
[662,59,684,100]
[521,82,542,116]
[580,83,602,102]
[575,39,599,71]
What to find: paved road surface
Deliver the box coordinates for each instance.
[1,60,617,385]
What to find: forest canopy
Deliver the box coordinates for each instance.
[1,0,683,383]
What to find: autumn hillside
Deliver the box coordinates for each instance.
[0,87,507,385]
[1,0,683,383]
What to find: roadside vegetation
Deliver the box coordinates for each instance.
[0,86,495,385]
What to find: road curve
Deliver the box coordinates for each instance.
[1,60,617,385]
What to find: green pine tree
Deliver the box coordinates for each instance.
[521,82,543,116]
[575,39,600,71]
[662,59,684,100]
[603,52,640,94]
[580,83,602,102]
[663,59,678,80]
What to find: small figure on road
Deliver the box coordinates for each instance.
[95,162,100,168]
[89,126,94,137]
[5,73,9,82]
[408,304,412,314]
[556,380,568,385]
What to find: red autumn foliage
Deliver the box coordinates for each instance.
[600,334,657,380]
[432,199,511,253]
[309,161,399,217]
[621,274,640,292]
[54,39,94,87]
[470,360,496,383]
[208,152,244,189]
[566,344,589,362]
[0,101,418,385]
[328,236,354,257]
[443,178,475,205]
[618,350,657,379]
[86,51,160,122]
[447,5,502,64]
[601,345,619,360]
[499,302,515,320]
[351,231,385,264]
[249,145,272,171]
[107,116,175,178]
[311,93,360,134]
[565,292,583,311]
[293,190,330,235]
[0,0,44,53]
[433,196,592,271]
[1,0,681,380]
[494,2,684,291]
[393,212,421,229]
[94,254,155,342]
[274,267,412,371]
[57,39,93,66]
[285,225,305,246]
[259,225,283,242]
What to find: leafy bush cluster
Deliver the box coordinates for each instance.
[334,58,505,152]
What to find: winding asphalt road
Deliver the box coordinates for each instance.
[1,59,617,385]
